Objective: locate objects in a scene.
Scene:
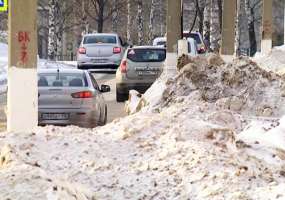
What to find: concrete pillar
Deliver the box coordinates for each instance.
[261,0,273,54]
[165,0,182,75]
[220,0,236,55]
[8,0,38,132]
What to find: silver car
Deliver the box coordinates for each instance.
[116,46,166,102]
[38,68,110,128]
[77,33,125,69]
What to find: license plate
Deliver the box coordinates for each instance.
[92,59,107,63]
[42,113,69,120]
[138,71,158,76]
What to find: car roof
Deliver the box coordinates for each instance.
[130,45,166,49]
[153,37,166,42]
[38,68,86,74]
[83,33,118,37]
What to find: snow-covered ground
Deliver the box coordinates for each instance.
[0,53,285,199]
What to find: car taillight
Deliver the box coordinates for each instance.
[78,47,86,54]
[120,60,127,73]
[113,47,121,54]
[71,91,93,98]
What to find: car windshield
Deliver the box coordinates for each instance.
[83,35,117,44]
[38,72,88,87]
[127,49,166,62]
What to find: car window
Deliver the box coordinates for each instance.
[189,33,201,44]
[38,72,88,87]
[127,49,166,62]
[88,72,100,90]
[83,35,117,44]
[157,41,166,46]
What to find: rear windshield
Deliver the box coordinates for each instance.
[38,72,88,87]
[83,35,117,44]
[127,49,166,62]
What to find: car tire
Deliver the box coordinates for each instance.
[116,88,127,102]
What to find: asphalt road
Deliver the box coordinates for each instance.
[92,72,126,123]
[0,72,126,130]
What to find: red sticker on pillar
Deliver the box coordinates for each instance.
[18,31,30,65]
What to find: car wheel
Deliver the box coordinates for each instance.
[116,88,127,102]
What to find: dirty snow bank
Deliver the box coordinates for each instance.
[1,54,285,199]
[254,45,285,75]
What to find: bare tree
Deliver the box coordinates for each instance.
[137,0,144,45]
[148,0,156,43]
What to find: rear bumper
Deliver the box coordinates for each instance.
[77,55,122,69]
[38,109,98,128]
[116,83,153,94]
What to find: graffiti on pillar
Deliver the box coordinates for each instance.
[18,31,30,65]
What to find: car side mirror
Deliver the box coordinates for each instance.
[100,84,111,93]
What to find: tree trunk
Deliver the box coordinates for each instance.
[203,0,211,48]
[137,0,144,45]
[82,0,89,34]
[234,0,241,56]
[112,0,119,33]
[217,0,223,31]
[148,0,155,44]
[97,0,104,33]
[197,0,205,35]
[245,0,257,56]
[48,0,57,60]
[127,0,132,44]
[210,0,220,52]
[160,0,165,36]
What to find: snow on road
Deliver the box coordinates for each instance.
[0,53,285,199]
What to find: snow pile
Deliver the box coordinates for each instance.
[133,54,285,118]
[0,54,285,199]
[254,46,285,75]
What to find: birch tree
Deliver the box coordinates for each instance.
[48,0,57,60]
[203,0,211,48]
[127,0,132,44]
[210,0,220,51]
[148,0,155,43]
[112,0,119,33]
[137,0,144,45]
[234,0,241,56]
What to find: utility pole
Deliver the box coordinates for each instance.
[261,0,272,54]
[8,0,38,132]
[220,0,236,55]
[165,0,182,75]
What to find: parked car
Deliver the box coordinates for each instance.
[153,37,198,56]
[183,31,207,53]
[77,33,125,69]
[38,68,110,128]
[116,46,166,102]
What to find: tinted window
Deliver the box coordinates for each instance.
[38,73,88,87]
[127,49,166,62]
[88,72,100,90]
[83,35,117,44]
